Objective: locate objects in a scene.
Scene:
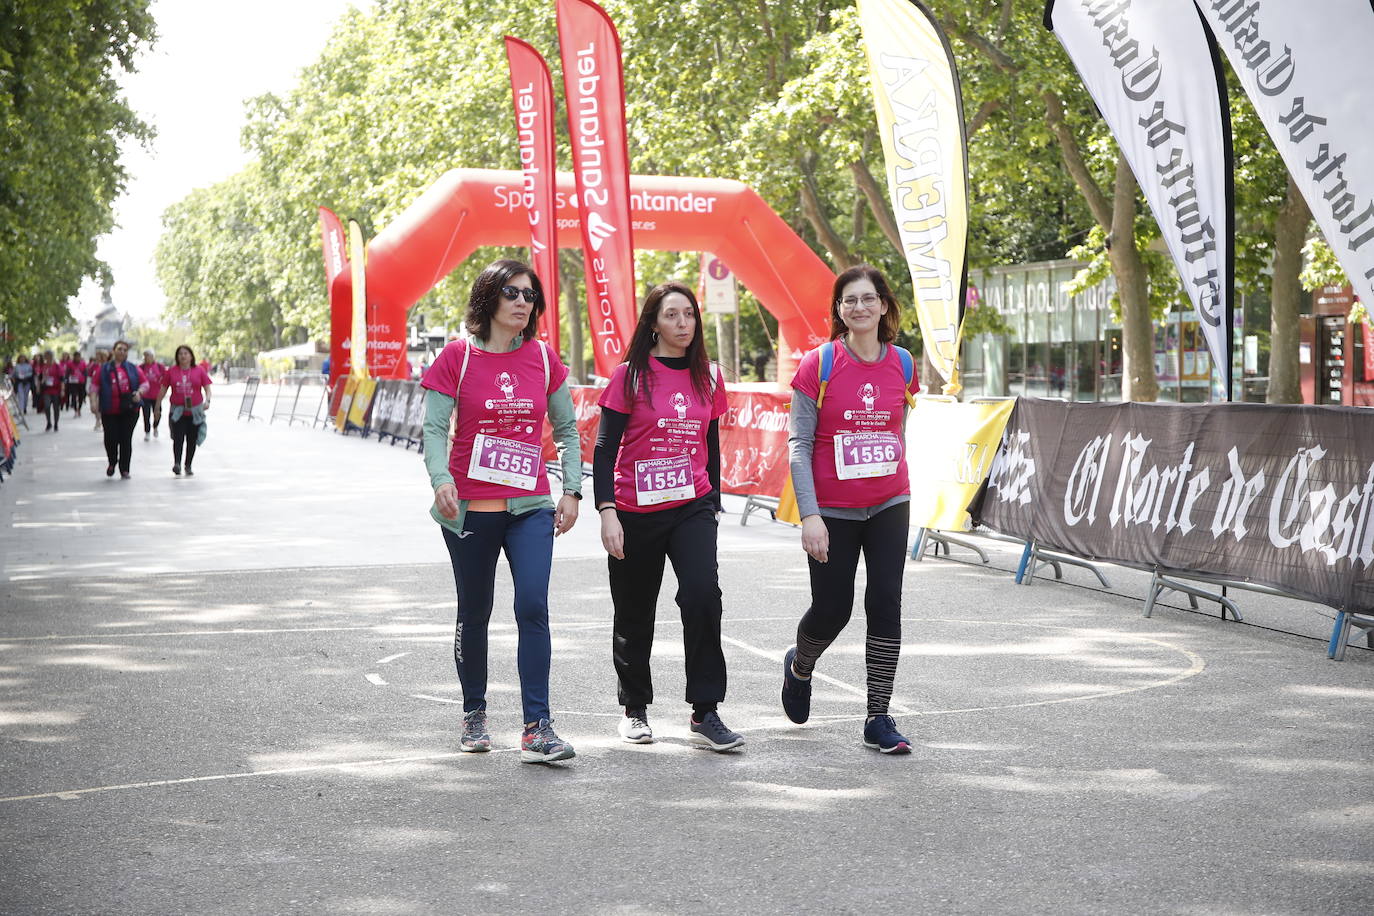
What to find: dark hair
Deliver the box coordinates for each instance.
[621,281,712,406]
[829,264,902,344]
[175,345,196,367]
[463,259,546,342]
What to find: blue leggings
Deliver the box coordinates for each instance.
[441,508,555,724]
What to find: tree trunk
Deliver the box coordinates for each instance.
[1267,173,1311,404]
[559,255,585,384]
[1107,156,1158,402]
[800,153,855,268]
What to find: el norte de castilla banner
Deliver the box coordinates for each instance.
[1047,0,1234,397]
[856,0,969,393]
[1196,0,1374,309]
[971,398,1374,615]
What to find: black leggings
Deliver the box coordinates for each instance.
[171,414,198,468]
[141,400,161,433]
[42,392,61,428]
[102,411,137,473]
[608,497,726,710]
[794,501,909,716]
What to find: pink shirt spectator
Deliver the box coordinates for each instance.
[166,365,212,407]
[599,359,727,513]
[421,339,567,500]
[791,343,919,509]
[140,362,166,399]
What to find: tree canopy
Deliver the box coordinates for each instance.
[0,0,155,350]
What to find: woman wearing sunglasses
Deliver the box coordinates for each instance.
[594,282,741,752]
[420,259,582,765]
[781,264,920,754]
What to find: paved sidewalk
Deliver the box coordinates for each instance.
[1,390,1370,915]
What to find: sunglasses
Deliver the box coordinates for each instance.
[500,285,538,304]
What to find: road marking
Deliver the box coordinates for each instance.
[0,625,390,642]
[376,652,411,665]
[720,634,916,715]
[0,751,478,805]
[410,693,463,705]
[365,673,387,686]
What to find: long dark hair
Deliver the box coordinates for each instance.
[828,264,902,343]
[621,281,712,407]
[463,259,546,342]
[175,345,196,368]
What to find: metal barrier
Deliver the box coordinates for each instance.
[237,377,261,420]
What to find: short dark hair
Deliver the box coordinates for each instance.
[175,345,196,367]
[463,259,545,342]
[828,264,902,344]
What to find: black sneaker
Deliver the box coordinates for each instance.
[173,464,181,476]
[862,715,912,754]
[781,646,812,724]
[688,711,744,752]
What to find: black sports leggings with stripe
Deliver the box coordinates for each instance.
[793,501,908,717]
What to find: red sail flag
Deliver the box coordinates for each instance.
[504,37,561,352]
[556,0,636,379]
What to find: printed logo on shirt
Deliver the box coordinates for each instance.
[483,370,535,414]
[858,382,878,412]
[842,380,892,428]
[670,391,689,420]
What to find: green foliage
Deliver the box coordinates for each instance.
[0,0,155,348]
[1300,236,1347,292]
[1065,225,1185,323]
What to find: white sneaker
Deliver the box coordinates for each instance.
[617,707,653,744]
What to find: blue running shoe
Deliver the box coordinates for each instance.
[781,646,812,724]
[863,715,912,754]
[688,711,745,752]
[521,718,575,764]
[460,709,490,753]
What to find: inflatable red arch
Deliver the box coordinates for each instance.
[329,168,834,383]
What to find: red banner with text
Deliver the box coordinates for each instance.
[556,0,637,379]
[504,36,561,351]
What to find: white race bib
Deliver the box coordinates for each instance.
[633,454,695,506]
[468,433,542,490]
[833,431,901,480]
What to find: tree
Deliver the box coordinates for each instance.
[0,0,154,349]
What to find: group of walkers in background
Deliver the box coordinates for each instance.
[422,258,919,765]
[4,342,212,480]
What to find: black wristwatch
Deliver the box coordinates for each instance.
[563,490,582,500]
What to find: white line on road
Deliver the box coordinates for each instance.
[0,751,478,805]
[719,634,916,716]
[365,673,387,686]
[376,652,411,665]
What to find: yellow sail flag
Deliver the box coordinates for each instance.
[856,0,968,392]
[348,219,369,380]
[904,398,1014,531]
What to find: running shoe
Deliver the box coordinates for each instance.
[862,715,912,754]
[521,718,574,764]
[688,711,745,752]
[459,709,490,753]
[617,707,653,744]
[173,464,181,476]
[106,464,115,477]
[781,646,812,724]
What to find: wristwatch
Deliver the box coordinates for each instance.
[563,490,582,500]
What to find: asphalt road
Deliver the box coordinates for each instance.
[1,387,1370,914]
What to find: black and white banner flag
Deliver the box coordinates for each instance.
[1196,0,1374,308]
[1047,0,1234,397]
[972,399,1374,615]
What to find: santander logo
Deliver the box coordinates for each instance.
[586,211,617,251]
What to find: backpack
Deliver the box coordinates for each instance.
[815,341,917,409]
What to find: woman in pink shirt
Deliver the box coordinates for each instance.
[38,350,63,431]
[87,350,106,431]
[594,282,740,752]
[138,348,167,440]
[781,264,920,755]
[166,345,211,476]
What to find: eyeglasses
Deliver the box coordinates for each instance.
[500,285,538,304]
[839,294,881,308]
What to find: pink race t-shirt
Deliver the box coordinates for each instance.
[65,361,86,384]
[139,362,166,399]
[421,338,568,500]
[599,359,728,513]
[791,342,920,509]
[166,365,211,407]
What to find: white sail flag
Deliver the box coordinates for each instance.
[1196,0,1374,312]
[856,0,969,392]
[1047,0,1234,397]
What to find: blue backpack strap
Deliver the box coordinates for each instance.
[816,341,835,408]
[894,345,917,408]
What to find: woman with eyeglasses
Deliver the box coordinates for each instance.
[780,264,920,754]
[594,282,742,752]
[420,259,582,765]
